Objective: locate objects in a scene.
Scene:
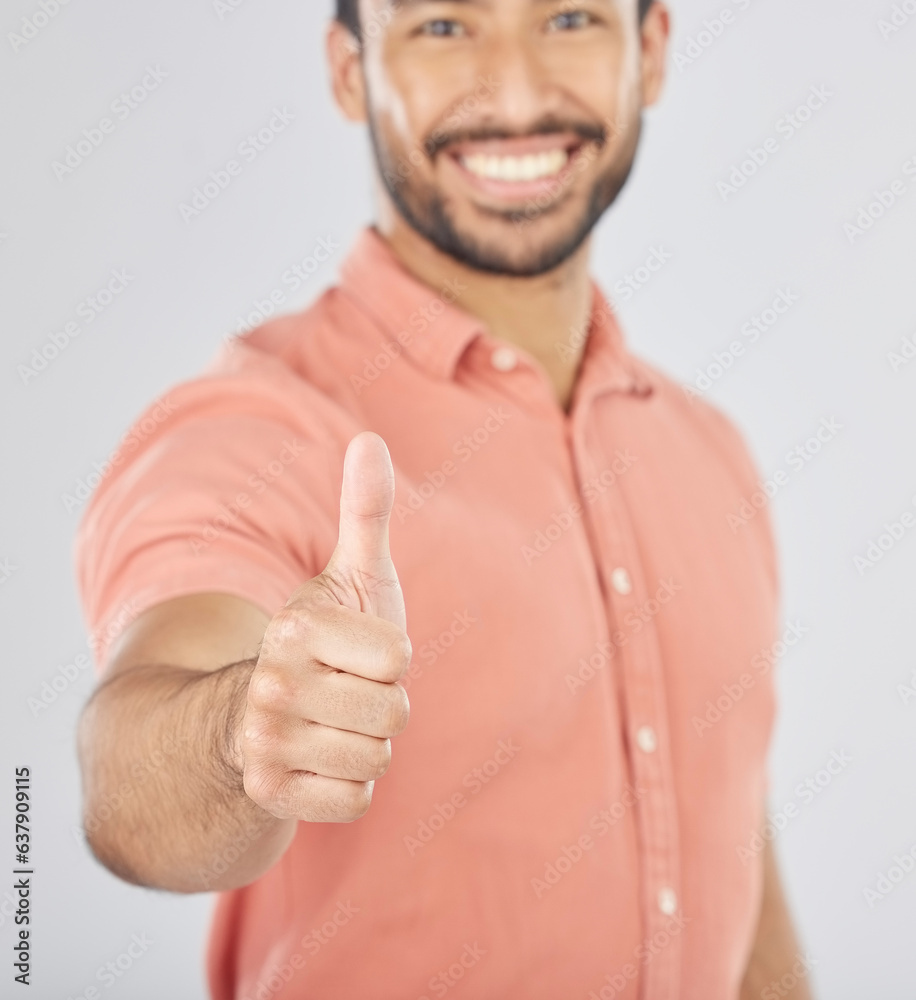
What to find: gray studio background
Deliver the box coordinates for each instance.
[1,0,915,996]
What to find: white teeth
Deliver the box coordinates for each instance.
[460,148,569,182]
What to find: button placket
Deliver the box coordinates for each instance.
[569,389,683,998]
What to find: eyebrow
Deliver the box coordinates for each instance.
[383,0,620,19]
[389,0,488,9]
[389,0,608,9]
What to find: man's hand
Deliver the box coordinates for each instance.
[237,431,412,823]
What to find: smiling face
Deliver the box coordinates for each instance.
[329,0,668,276]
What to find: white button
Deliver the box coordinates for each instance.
[636,725,657,753]
[658,887,678,915]
[490,346,518,371]
[611,567,632,595]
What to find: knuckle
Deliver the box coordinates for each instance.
[378,685,410,736]
[308,732,342,775]
[318,736,390,782]
[276,773,316,821]
[248,666,295,713]
[340,782,373,822]
[382,630,413,680]
[241,715,277,756]
[242,766,285,815]
[266,605,317,653]
[246,767,327,823]
[370,739,392,779]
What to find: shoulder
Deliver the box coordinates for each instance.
[116,291,351,465]
[630,354,780,594]
[634,354,766,498]
[76,301,353,554]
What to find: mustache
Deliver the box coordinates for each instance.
[423,117,609,158]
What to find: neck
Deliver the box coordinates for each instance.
[375,211,595,413]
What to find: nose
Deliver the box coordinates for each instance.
[475,33,563,132]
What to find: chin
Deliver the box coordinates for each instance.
[441,212,596,277]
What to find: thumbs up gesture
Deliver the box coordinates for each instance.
[240,432,411,823]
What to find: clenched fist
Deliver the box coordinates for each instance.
[240,431,411,822]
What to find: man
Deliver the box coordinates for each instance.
[75,0,813,997]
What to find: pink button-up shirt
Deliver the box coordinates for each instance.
[75,226,779,999]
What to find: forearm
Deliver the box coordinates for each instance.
[77,657,296,893]
[739,841,815,1000]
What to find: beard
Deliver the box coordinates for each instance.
[366,107,643,278]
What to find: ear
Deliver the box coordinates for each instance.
[639,2,671,108]
[326,17,368,123]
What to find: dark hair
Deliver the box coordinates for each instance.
[336,1,655,42]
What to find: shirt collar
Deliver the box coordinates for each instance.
[338,225,656,398]
[577,284,658,398]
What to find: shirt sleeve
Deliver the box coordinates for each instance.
[690,391,782,804]
[72,352,341,677]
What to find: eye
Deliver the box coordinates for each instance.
[547,9,594,31]
[417,18,468,37]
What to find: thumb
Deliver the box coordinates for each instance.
[323,431,405,627]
